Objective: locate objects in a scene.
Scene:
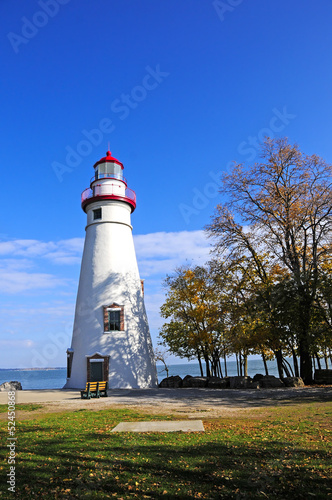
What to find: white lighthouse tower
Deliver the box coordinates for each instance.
[65,150,158,389]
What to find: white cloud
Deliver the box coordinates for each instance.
[0,269,67,294]
[134,231,212,338]
[0,232,211,294]
[0,239,55,257]
[0,238,84,265]
[0,255,71,294]
[0,231,213,302]
[134,230,211,276]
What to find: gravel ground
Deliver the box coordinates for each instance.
[1,386,331,420]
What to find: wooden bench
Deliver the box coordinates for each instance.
[80,381,108,399]
[97,381,108,397]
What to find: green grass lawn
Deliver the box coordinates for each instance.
[0,402,331,499]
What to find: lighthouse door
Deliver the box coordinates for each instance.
[87,354,109,382]
[90,361,103,382]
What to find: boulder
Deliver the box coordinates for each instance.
[207,376,229,389]
[159,375,183,388]
[253,373,265,382]
[183,376,208,388]
[314,369,332,385]
[247,380,260,389]
[283,377,305,387]
[0,381,22,391]
[259,375,284,388]
[229,376,252,389]
[182,375,193,387]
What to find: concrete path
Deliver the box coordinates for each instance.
[111,420,204,433]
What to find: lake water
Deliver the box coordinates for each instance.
[157,358,282,382]
[0,358,283,390]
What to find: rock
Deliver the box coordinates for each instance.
[159,375,182,388]
[0,381,22,391]
[207,376,229,389]
[253,373,265,382]
[283,377,305,387]
[223,377,231,388]
[247,380,260,389]
[183,376,208,388]
[182,375,193,387]
[229,376,252,389]
[314,369,332,385]
[190,377,208,388]
[259,375,284,388]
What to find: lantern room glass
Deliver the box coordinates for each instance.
[95,161,123,181]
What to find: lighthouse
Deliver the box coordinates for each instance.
[65,150,158,389]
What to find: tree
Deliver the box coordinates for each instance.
[312,259,332,367]
[154,347,170,378]
[159,265,229,377]
[211,254,291,378]
[206,137,332,383]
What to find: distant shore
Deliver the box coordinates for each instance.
[0,367,66,371]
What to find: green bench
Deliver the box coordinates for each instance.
[80,381,108,399]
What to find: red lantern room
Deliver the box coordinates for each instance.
[81,150,136,213]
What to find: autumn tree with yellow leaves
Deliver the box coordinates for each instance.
[206,137,332,384]
[159,265,230,377]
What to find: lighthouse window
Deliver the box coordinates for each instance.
[108,310,121,330]
[103,304,124,332]
[93,208,102,220]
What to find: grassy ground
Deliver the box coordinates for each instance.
[0,402,331,499]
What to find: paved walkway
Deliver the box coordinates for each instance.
[111,420,205,433]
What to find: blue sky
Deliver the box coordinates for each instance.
[1,0,332,368]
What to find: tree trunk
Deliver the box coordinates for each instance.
[162,361,169,378]
[282,358,293,377]
[204,355,211,378]
[224,354,228,377]
[298,297,313,384]
[262,352,269,376]
[218,359,223,378]
[299,339,313,384]
[236,353,240,376]
[211,358,216,377]
[315,354,322,370]
[197,353,203,377]
[291,348,299,377]
[212,350,221,377]
[275,349,284,379]
[324,353,329,369]
[243,353,248,377]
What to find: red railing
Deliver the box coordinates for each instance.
[81,184,136,208]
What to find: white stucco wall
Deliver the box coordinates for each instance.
[65,199,158,389]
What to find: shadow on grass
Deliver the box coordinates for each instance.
[12,422,332,499]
